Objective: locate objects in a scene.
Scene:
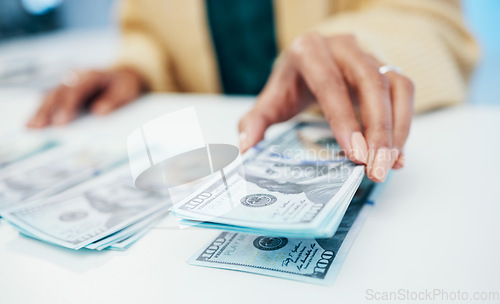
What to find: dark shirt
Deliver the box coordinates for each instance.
[206,0,278,95]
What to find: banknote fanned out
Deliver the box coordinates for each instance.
[1,166,170,250]
[170,122,365,239]
[0,145,123,213]
[0,140,171,250]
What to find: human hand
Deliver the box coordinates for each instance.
[238,33,414,182]
[27,68,145,128]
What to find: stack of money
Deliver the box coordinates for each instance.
[0,122,376,284]
[0,139,170,251]
[2,167,170,250]
[170,122,366,239]
[169,122,377,284]
[0,145,121,212]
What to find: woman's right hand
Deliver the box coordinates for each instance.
[27,68,145,128]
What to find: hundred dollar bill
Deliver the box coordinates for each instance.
[189,178,376,284]
[2,166,169,249]
[0,145,123,213]
[170,122,364,238]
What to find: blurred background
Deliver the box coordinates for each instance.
[0,0,498,104]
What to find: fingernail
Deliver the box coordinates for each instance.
[239,132,249,152]
[394,153,405,169]
[350,132,368,164]
[53,112,70,125]
[388,148,399,168]
[371,147,391,182]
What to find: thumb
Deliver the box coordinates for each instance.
[238,109,272,153]
[238,61,304,153]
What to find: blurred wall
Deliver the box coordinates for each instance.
[461,0,500,104]
[0,0,116,39]
[1,0,498,52]
[462,0,500,54]
[56,0,116,30]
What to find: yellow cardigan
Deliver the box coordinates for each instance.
[114,0,479,113]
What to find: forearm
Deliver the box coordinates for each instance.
[112,0,177,92]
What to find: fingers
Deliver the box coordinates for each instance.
[238,109,272,153]
[238,81,292,153]
[289,33,368,165]
[54,71,110,125]
[27,88,62,128]
[385,72,414,169]
[27,71,108,128]
[357,67,393,182]
[239,59,307,153]
[27,69,144,128]
[91,70,143,115]
[332,37,393,182]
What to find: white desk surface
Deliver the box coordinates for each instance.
[0,90,499,304]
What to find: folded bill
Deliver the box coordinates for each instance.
[170,122,365,238]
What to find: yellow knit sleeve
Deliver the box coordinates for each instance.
[313,0,479,113]
[112,0,177,92]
